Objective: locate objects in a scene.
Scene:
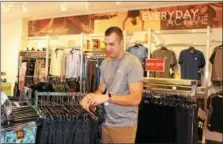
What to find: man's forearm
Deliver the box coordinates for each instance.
[105,94,141,106]
[94,88,105,94]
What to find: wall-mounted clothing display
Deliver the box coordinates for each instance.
[127,45,148,77]
[210,45,222,82]
[179,48,205,80]
[150,47,177,78]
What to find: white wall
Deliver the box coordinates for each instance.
[1,18,22,85]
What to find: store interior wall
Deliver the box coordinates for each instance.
[1,2,222,91]
[1,18,22,87]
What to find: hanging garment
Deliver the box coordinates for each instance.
[22,59,36,86]
[19,62,27,90]
[96,58,104,88]
[135,94,198,144]
[65,50,81,79]
[179,48,205,80]
[210,46,222,82]
[86,60,98,92]
[151,48,177,78]
[127,45,148,77]
[67,78,80,92]
[35,94,105,144]
[127,46,148,69]
[34,59,46,82]
[207,93,223,133]
[50,49,66,77]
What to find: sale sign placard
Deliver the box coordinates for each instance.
[146,59,165,72]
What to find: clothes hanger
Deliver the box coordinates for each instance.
[161,46,167,50]
[189,42,196,53]
[217,91,223,98]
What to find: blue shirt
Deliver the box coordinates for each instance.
[127,46,148,69]
[179,49,205,80]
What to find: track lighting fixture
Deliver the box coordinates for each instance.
[60,2,67,12]
[22,2,28,12]
[85,2,90,12]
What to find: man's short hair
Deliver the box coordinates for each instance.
[105,26,123,40]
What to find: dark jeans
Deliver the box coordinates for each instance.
[36,116,101,144]
[135,95,197,144]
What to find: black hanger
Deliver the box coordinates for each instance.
[217,43,223,48]
[134,43,143,47]
[189,46,195,53]
[161,46,167,50]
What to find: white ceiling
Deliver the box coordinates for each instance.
[1,1,210,22]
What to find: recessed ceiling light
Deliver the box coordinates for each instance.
[85,2,90,12]
[60,2,67,12]
[22,2,28,12]
[116,1,121,6]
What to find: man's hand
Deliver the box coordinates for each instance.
[80,93,92,112]
[88,93,108,107]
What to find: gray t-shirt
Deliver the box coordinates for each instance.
[100,52,144,126]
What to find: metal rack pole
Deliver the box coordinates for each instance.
[147,28,152,77]
[80,33,84,92]
[45,36,50,79]
[202,26,211,144]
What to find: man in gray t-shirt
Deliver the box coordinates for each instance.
[80,26,143,143]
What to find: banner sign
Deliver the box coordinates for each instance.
[28,2,222,36]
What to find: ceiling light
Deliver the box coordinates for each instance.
[22,2,28,12]
[60,2,67,12]
[116,1,121,6]
[85,2,90,12]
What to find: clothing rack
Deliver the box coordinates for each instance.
[139,80,198,144]
[34,91,85,111]
[33,91,102,144]
[211,39,222,43]
[148,27,211,143]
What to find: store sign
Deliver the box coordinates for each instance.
[146,59,165,72]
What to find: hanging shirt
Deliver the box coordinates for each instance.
[127,46,148,69]
[151,48,177,78]
[210,46,222,82]
[207,94,223,133]
[50,50,66,77]
[179,49,205,80]
[65,50,81,79]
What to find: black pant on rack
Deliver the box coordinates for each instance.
[135,95,198,144]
